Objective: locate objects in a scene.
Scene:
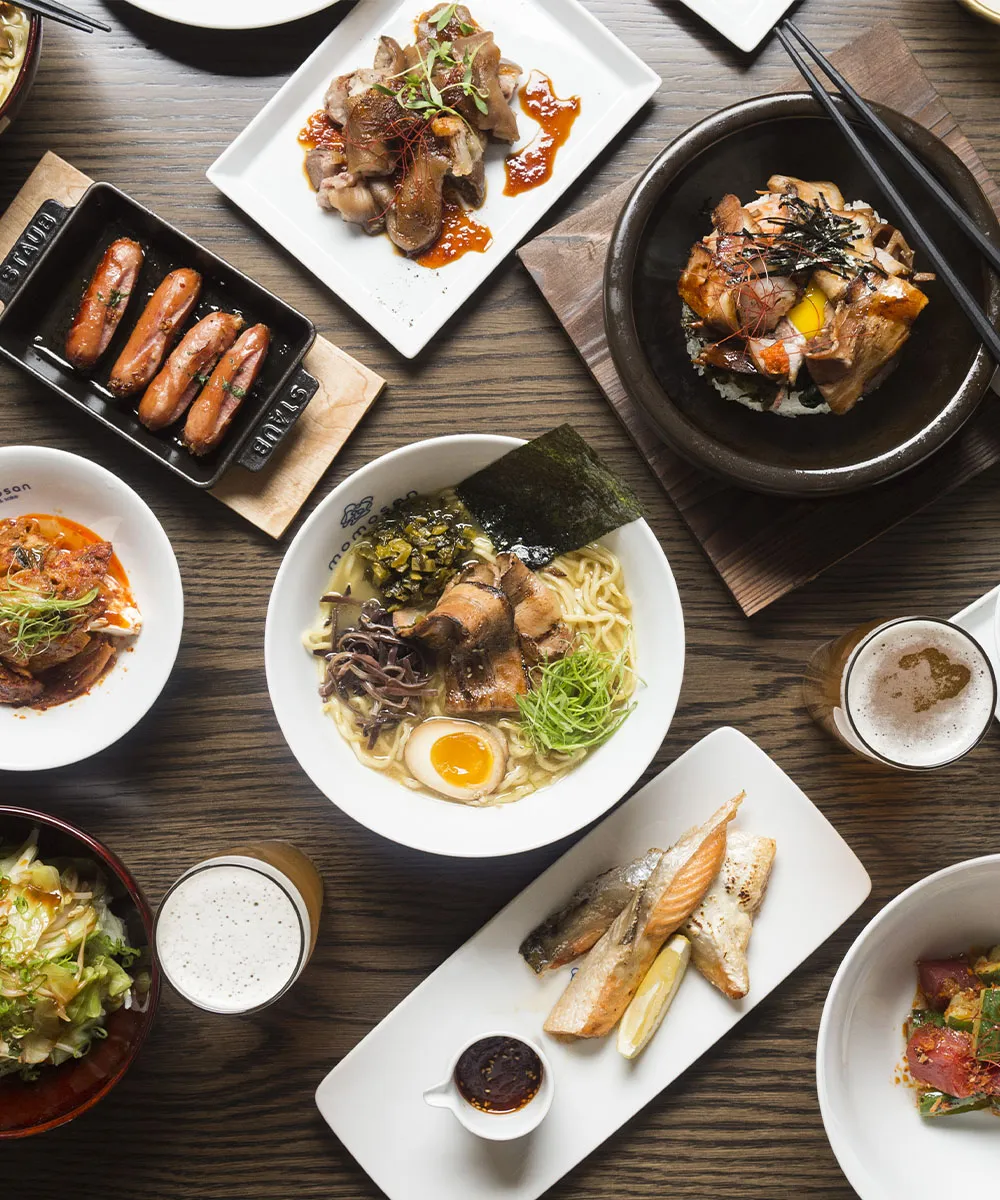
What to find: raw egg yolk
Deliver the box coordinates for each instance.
[430,732,494,787]
[787,284,827,339]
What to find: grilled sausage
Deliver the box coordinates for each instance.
[107,268,202,398]
[183,323,270,456]
[65,239,145,370]
[138,311,244,431]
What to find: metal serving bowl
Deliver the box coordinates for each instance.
[604,93,1000,497]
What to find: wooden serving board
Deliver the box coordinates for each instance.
[518,24,1000,617]
[0,152,386,539]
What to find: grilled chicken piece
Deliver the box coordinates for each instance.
[734,274,799,336]
[386,144,450,256]
[497,553,572,662]
[712,193,759,235]
[806,274,929,413]
[767,175,845,210]
[0,660,44,706]
[34,636,116,709]
[305,146,346,191]
[681,831,775,999]
[519,849,664,974]
[544,796,741,1039]
[678,243,739,333]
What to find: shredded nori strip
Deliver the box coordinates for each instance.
[455,425,642,568]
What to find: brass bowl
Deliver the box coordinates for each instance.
[959,0,1000,24]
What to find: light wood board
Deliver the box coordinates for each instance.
[0,152,386,538]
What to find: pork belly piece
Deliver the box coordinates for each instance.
[805,274,929,413]
[712,193,760,235]
[386,144,450,256]
[445,642,528,713]
[496,552,572,663]
[733,274,800,336]
[34,636,116,709]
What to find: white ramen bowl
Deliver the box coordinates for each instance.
[265,435,685,857]
[0,446,183,771]
[817,855,1000,1200]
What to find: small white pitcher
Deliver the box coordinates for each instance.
[423,1030,554,1141]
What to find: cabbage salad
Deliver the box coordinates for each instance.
[0,830,145,1081]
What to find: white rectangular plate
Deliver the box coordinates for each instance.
[677,0,793,53]
[952,584,1000,719]
[315,726,871,1200]
[208,0,660,358]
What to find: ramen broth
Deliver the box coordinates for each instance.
[0,5,30,111]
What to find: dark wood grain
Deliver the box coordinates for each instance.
[520,22,1000,616]
[0,1,999,1197]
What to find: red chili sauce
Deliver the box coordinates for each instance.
[504,72,581,196]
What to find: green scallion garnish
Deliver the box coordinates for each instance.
[517,642,635,754]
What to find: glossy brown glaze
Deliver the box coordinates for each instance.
[454,1036,543,1113]
[298,109,345,151]
[504,72,581,196]
[417,196,492,268]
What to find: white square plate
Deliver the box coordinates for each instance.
[315,726,871,1200]
[207,0,660,358]
[677,0,793,53]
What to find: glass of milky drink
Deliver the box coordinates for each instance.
[803,617,997,770]
[154,842,323,1014]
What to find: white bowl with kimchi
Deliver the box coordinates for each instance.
[818,855,1000,1199]
[0,445,183,770]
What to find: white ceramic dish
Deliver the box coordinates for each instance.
[208,0,661,358]
[121,0,342,30]
[952,583,1000,719]
[265,434,684,858]
[315,726,872,1200]
[675,0,794,53]
[0,446,183,771]
[818,856,1000,1200]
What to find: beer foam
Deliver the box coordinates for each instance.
[847,620,994,768]
[156,862,305,1013]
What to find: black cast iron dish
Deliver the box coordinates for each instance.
[0,182,318,488]
[604,93,1000,497]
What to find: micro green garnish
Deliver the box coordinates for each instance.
[222,380,247,399]
[98,288,129,309]
[0,576,99,662]
[373,37,490,121]
[433,3,475,34]
[517,642,635,755]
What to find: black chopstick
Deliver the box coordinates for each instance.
[775,22,1000,366]
[782,20,1000,279]
[16,0,111,33]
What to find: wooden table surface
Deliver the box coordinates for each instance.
[1,1,999,1196]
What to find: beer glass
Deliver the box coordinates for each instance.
[803,616,996,770]
[154,840,324,1014]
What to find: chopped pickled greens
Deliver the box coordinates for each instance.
[355,494,477,612]
[919,1090,991,1118]
[0,830,144,1081]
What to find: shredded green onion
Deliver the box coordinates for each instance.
[0,582,99,662]
[517,643,635,754]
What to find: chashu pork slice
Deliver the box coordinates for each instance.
[543,794,742,1039]
[681,831,776,1000]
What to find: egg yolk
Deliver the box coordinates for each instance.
[787,284,827,339]
[430,731,494,787]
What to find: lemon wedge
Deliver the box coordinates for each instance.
[617,933,691,1060]
[787,283,827,339]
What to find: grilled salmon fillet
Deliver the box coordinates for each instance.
[543,794,742,1039]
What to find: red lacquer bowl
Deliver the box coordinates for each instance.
[0,12,42,136]
[0,806,160,1138]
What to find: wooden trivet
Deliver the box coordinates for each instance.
[518,24,1000,617]
[0,152,386,539]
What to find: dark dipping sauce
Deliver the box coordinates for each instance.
[454,1036,543,1114]
[504,71,581,196]
[298,108,345,151]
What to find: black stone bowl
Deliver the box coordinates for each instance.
[604,93,1000,496]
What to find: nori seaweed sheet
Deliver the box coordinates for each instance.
[455,425,643,568]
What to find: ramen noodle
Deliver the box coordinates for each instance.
[0,4,30,113]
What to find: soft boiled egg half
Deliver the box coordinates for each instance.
[404,718,508,802]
